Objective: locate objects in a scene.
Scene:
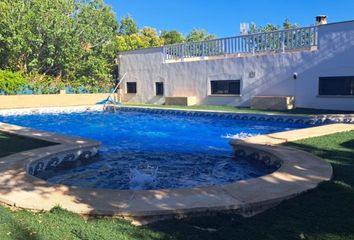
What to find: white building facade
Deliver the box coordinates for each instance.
[118,20,354,111]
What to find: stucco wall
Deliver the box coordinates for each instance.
[119,21,354,111]
[0,93,109,109]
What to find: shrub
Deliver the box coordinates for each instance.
[0,70,112,95]
[0,70,28,95]
[25,73,61,94]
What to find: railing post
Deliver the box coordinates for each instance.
[181,45,185,61]
[282,31,285,53]
[252,35,255,55]
[163,46,167,61]
[314,26,318,47]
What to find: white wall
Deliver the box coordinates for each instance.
[119,21,354,111]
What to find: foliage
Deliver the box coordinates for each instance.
[160,30,185,45]
[0,70,27,95]
[247,19,302,51]
[249,19,299,33]
[118,15,139,36]
[0,0,219,91]
[140,27,164,47]
[0,70,111,95]
[0,0,118,87]
[115,34,149,52]
[186,29,216,42]
[115,27,163,52]
[283,18,299,29]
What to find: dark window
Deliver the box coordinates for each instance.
[319,76,354,96]
[155,82,164,96]
[211,80,240,95]
[126,82,137,94]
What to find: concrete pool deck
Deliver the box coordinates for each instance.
[0,106,353,225]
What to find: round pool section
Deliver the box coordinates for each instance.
[0,110,311,190]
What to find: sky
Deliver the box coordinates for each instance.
[104,0,354,37]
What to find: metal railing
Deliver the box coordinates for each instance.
[163,26,318,60]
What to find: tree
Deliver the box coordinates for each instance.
[140,27,163,47]
[283,18,299,29]
[115,27,164,52]
[160,30,185,45]
[71,0,118,85]
[0,1,219,88]
[186,29,216,42]
[0,0,118,87]
[115,34,149,52]
[249,19,299,33]
[247,19,301,51]
[118,15,139,36]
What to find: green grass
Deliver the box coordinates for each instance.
[124,103,354,115]
[0,131,354,239]
[0,132,56,157]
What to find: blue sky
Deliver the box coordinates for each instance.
[104,0,354,37]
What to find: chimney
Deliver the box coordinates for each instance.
[316,15,327,25]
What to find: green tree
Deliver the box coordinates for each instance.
[249,19,299,33]
[160,30,185,45]
[118,15,139,36]
[71,0,118,85]
[0,0,118,87]
[140,27,163,47]
[283,18,299,29]
[186,29,216,42]
[115,34,149,52]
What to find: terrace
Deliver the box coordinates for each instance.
[163,25,318,62]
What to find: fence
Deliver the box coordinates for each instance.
[164,26,318,60]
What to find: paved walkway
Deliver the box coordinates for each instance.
[238,123,354,145]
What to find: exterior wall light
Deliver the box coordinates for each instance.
[293,72,298,80]
[249,71,256,78]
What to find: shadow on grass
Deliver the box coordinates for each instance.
[341,139,354,150]
[0,207,40,240]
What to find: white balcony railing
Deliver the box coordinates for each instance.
[163,26,318,61]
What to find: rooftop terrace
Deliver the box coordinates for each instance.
[163,25,318,62]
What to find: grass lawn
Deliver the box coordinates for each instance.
[0,131,353,239]
[0,132,55,158]
[125,103,354,116]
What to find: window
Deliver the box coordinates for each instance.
[211,80,240,95]
[126,82,137,94]
[155,82,164,96]
[319,76,354,96]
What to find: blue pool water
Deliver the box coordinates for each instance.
[0,110,311,190]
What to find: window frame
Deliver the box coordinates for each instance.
[318,76,354,96]
[209,80,241,96]
[126,82,137,94]
[155,82,164,96]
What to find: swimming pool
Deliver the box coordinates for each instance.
[0,109,312,190]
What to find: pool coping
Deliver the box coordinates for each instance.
[0,105,353,225]
[116,105,354,123]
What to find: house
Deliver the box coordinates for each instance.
[117,16,354,111]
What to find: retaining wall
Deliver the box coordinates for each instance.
[0,93,109,109]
